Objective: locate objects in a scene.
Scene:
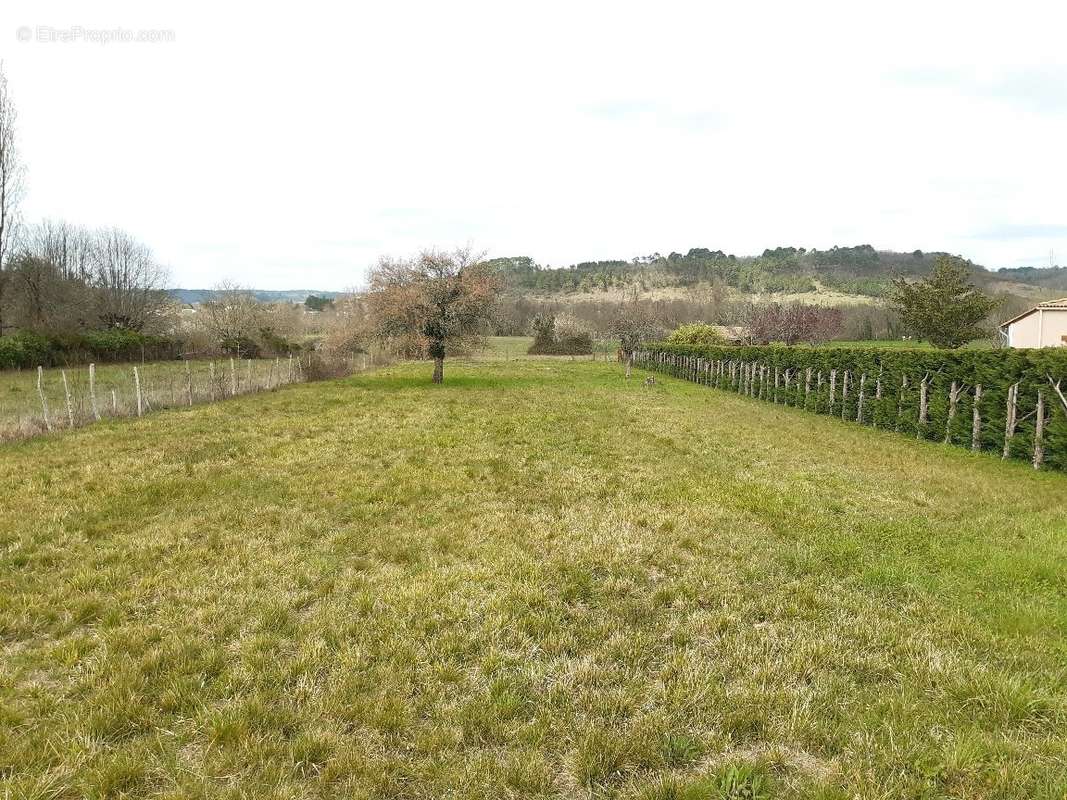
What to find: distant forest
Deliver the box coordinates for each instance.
[486,246,1067,298]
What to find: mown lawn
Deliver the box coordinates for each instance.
[1,357,1066,799]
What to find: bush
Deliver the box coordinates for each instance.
[0,331,55,370]
[257,327,301,357]
[75,330,179,362]
[640,342,1067,471]
[527,314,594,355]
[666,323,727,346]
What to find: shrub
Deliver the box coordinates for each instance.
[257,327,301,357]
[0,331,55,370]
[666,323,727,346]
[528,314,594,355]
[640,342,1067,471]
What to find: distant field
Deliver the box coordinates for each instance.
[2,358,1066,798]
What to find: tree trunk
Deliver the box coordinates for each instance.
[432,356,444,384]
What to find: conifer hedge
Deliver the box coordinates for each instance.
[637,343,1067,471]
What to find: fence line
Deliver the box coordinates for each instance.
[0,351,379,443]
[635,349,1067,471]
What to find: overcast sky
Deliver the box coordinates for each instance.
[3,1,1066,289]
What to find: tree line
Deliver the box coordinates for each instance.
[0,66,172,351]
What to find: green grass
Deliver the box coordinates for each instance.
[2,356,1066,798]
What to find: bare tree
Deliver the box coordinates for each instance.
[0,63,25,335]
[23,219,96,282]
[366,247,501,383]
[90,227,171,331]
[6,254,77,331]
[744,302,843,345]
[198,281,265,355]
[11,220,97,330]
[609,301,662,377]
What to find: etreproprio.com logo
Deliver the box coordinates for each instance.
[16,25,176,44]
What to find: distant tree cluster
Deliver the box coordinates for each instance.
[5,220,171,335]
[0,65,172,344]
[304,294,334,312]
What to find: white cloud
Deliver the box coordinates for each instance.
[2,0,1067,288]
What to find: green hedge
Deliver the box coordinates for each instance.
[638,343,1067,471]
[0,330,181,370]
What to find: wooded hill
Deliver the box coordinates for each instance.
[486,246,1067,303]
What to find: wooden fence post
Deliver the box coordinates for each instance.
[872,367,882,428]
[944,381,964,444]
[209,361,217,401]
[111,389,117,414]
[133,366,143,417]
[230,357,237,396]
[37,366,52,431]
[971,384,982,451]
[804,368,812,409]
[89,363,100,421]
[1003,383,1018,459]
[1033,391,1046,469]
[856,372,867,423]
[829,369,837,414]
[186,360,194,406]
[61,370,75,428]
[289,353,294,383]
[840,371,850,419]
[896,374,908,431]
[917,374,929,438]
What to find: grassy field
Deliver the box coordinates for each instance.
[2,353,1066,798]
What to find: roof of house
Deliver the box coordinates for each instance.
[1000,298,1067,329]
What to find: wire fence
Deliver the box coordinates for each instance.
[0,351,380,443]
